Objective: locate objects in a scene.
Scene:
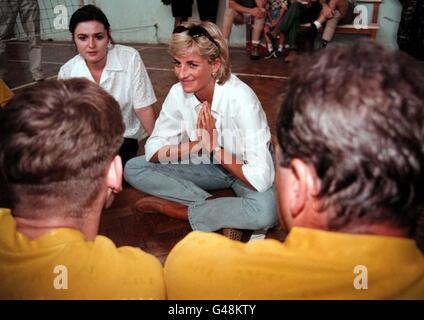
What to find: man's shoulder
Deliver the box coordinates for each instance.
[166,231,283,261]
[89,235,165,298]
[92,234,162,268]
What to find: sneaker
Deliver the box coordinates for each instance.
[264,50,277,60]
[250,45,260,60]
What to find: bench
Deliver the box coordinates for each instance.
[245,0,382,49]
[302,0,382,40]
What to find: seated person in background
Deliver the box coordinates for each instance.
[196,0,220,24]
[124,21,277,240]
[222,0,266,60]
[0,79,165,299]
[267,0,322,62]
[168,0,193,27]
[164,40,424,299]
[58,5,157,167]
[264,0,288,59]
[307,0,357,48]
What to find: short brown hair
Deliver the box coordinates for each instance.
[0,78,124,216]
[277,40,424,233]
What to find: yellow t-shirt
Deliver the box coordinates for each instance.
[0,208,166,299]
[165,228,424,299]
[0,79,13,107]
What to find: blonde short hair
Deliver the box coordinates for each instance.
[169,21,231,85]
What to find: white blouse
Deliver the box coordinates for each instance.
[146,74,274,192]
[58,44,157,140]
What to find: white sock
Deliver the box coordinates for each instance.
[278,45,283,52]
[268,43,273,52]
[252,40,259,46]
[313,21,322,29]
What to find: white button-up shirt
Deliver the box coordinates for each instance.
[146,74,274,192]
[58,44,157,140]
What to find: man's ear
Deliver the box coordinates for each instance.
[106,155,123,194]
[290,158,316,218]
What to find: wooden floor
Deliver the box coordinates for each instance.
[2,40,292,264]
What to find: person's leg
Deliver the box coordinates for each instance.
[197,0,219,23]
[222,7,238,40]
[270,3,303,61]
[252,14,265,43]
[275,3,302,36]
[264,23,276,59]
[119,138,139,169]
[125,156,277,231]
[0,1,19,79]
[188,179,278,231]
[299,2,322,52]
[172,0,193,27]
[190,145,278,232]
[124,156,233,205]
[19,0,43,81]
[278,32,285,53]
[268,3,301,51]
[248,12,265,60]
[321,9,342,45]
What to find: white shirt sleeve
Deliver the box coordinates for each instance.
[57,65,67,80]
[132,52,157,109]
[236,97,274,192]
[144,87,184,161]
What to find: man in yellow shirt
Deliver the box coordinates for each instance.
[0,78,165,299]
[164,40,424,299]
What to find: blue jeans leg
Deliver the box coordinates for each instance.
[189,179,278,231]
[124,155,233,205]
[124,156,278,232]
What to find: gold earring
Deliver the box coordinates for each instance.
[212,72,217,78]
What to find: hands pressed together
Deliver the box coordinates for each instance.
[195,101,219,154]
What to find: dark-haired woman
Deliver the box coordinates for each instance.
[58,5,157,166]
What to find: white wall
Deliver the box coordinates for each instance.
[14,0,401,48]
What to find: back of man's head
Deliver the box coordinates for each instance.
[277,40,424,234]
[0,78,124,217]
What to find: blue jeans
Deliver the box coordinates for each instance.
[124,156,278,232]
